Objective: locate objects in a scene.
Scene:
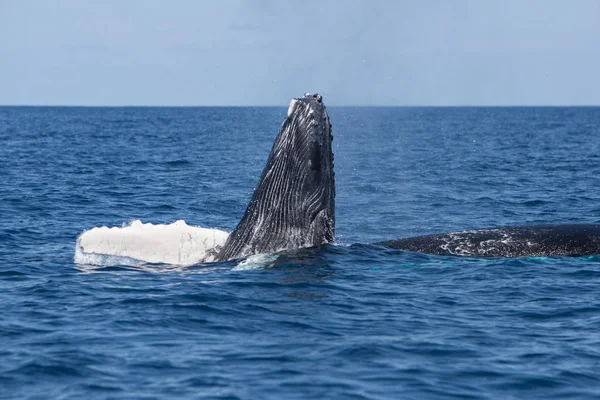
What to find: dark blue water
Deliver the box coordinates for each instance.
[2,106,600,399]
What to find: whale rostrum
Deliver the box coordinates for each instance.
[216,93,335,261]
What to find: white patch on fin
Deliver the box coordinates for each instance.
[75,220,229,266]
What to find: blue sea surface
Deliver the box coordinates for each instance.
[1,106,600,399]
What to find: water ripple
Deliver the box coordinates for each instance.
[2,106,600,399]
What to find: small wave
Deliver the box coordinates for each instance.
[165,160,192,167]
[74,220,229,268]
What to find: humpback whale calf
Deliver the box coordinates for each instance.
[215,93,335,261]
[76,94,598,266]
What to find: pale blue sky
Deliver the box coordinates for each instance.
[1,0,599,105]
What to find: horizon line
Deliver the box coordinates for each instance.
[1,104,600,108]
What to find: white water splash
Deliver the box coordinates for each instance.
[232,253,280,271]
[75,220,229,267]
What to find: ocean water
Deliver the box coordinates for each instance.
[2,105,600,399]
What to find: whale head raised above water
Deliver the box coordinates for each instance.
[216,93,335,261]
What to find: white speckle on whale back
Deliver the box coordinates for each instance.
[74,220,229,267]
[287,99,298,118]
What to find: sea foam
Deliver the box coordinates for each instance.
[75,220,229,267]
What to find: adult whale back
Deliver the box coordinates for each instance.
[376,224,600,257]
[215,94,335,261]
